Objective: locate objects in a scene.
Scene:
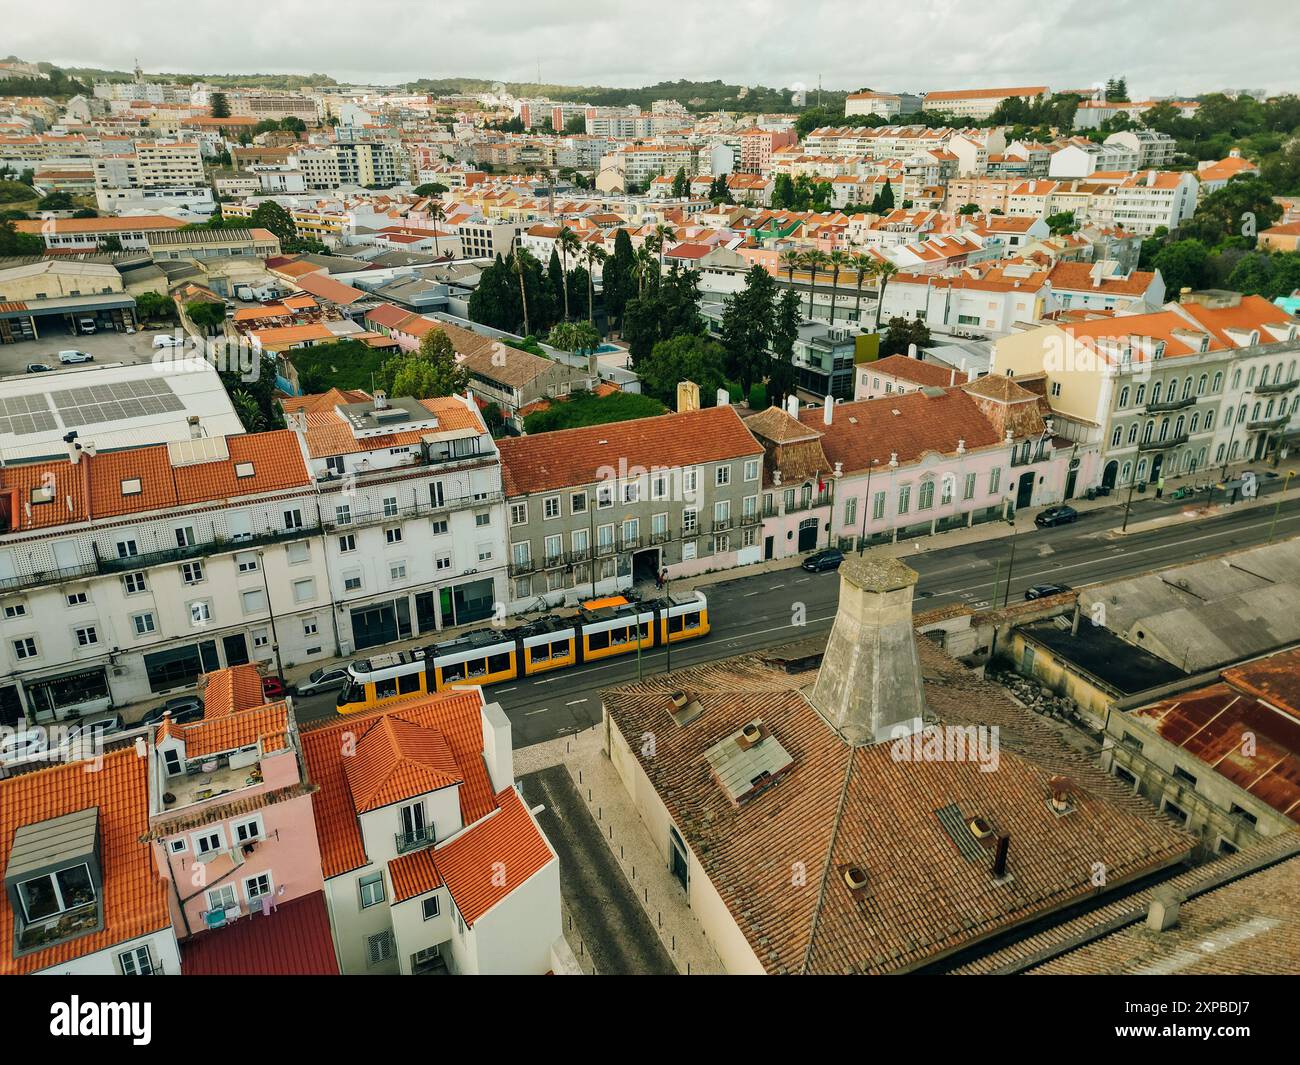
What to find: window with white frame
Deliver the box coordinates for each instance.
[422,895,441,921]
[119,946,155,975]
[385,526,403,545]
[65,590,88,607]
[390,560,408,581]
[570,491,587,513]
[232,816,263,845]
[207,884,237,912]
[192,828,224,856]
[189,601,212,626]
[287,541,310,564]
[744,458,760,482]
[244,872,272,904]
[236,551,259,573]
[543,496,561,519]
[74,625,98,647]
[383,496,398,517]
[181,561,204,584]
[338,533,356,553]
[715,464,730,487]
[359,872,386,908]
[596,483,614,508]
[241,589,266,614]
[3,601,26,619]
[293,578,315,603]
[334,503,352,526]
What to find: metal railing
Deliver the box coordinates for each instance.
[1145,395,1196,413]
[321,490,504,532]
[508,558,535,576]
[1137,432,1189,452]
[1254,378,1298,395]
[1247,415,1289,431]
[395,825,437,855]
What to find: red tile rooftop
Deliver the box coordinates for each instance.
[180,891,340,975]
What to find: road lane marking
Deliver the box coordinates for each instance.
[565,698,588,706]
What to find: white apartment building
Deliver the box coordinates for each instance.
[1108,170,1199,235]
[0,391,508,726]
[845,92,902,118]
[93,140,213,214]
[922,86,1050,120]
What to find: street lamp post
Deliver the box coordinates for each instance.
[1001,497,1019,608]
[858,459,878,555]
[1121,474,1139,532]
[1269,470,1296,543]
[257,550,285,688]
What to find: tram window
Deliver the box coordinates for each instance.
[553,639,571,658]
[589,628,610,650]
[375,677,398,699]
[398,672,422,695]
[442,662,466,683]
[610,625,629,646]
[466,657,488,678]
[668,614,684,634]
[531,643,550,662]
[683,611,700,630]
[488,652,511,673]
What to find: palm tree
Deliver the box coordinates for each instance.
[800,249,828,320]
[652,222,676,270]
[826,249,850,327]
[873,260,899,332]
[779,248,801,301]
[557,227,581,320]
[582,243,608,325]
[851,253,876,327]
[512,244,533,338]
[634,244,655,296]
[427,200,446,259]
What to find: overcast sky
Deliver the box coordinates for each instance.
[15,0,1299,96]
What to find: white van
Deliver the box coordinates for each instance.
[77,317,97,334]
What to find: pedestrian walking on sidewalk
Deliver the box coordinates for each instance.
[1156,476,1165,499]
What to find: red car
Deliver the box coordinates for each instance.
[262,676,285,700]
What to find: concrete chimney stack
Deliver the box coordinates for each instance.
[808,556,927,746]
[823,395,833,425]
[908,342,918,360]
[676,380,700,414]
[716,387,731,408]
[1146,888,1182,932]
[786,393,799,418]
[187,415,201,440]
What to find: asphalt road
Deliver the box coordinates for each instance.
[294,482,1300,745]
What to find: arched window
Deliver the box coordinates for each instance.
[1111,425,1123,447]
[1137,458,1148,480]
[918,480,935,509]
[1225,406,1234,426]
[1230,441,1240,460]
[1135,383,1147,405]
[1266,399,1275,418]
[1121,461,1133,483]
[1128,423,1138,444]
[1159,418,1170,441]
[1204,409,1214,431]
[1197,373,1207,395]
[1247,367,1256,387]
[1182,376,1193,399]
[1288,360,1296,383]
[1174,415,1185,437]
[1142,421,1154,443]
[1232,369,1241,390]
[1212,372,1223,393]
[1189,413,1199,433]
[1215,443,1225,463]
[1150,381,1162,404]
[1118,385,1130,407]
[1239,403,1248,423]
[1252,402,1261,421]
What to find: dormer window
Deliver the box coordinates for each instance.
[121,478,142,496]
[6,807,103,954]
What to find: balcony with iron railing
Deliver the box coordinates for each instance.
[395,825,437,855]
[322,490,504,533]
[740,510,762,527]
[783,492,833,513]
[1254,378,1298,395]
[543,553,565,570]
[710,517,734,533]
[97,524,310,575]
[1247,414,1289,431]
[1137,432,1189,452]
[648,528,673,546]
[1145,394,1197,414]
[508,558,535,577]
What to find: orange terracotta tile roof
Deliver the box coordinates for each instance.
[0,750,171,975]
[280,388,371,415]
[172,431,309,504]
[300,690,498,879]
[388,787,554,926]
[200,664,269,718]
[12,214,185,235]
[497,405,761,497]
[302,395,484,458]
[165,700,290,760]
[867,354,960,388]
[344,716,464,814]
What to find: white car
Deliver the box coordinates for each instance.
[57,349,94,364]
[152,334,185,349]
[0,730,47,766]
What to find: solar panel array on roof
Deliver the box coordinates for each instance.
[0,393,58,436]
[49,377,185,429]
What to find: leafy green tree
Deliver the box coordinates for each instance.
[671,167,688,198]
[186,300,226,334]
[231,390,265,432]
[413,182,449,197]
[621,265,704,365]
[209,92,230,119]
[134,291,174,323]
[772,173,796,210]
[380,329,469,399]
[879,317,932,358]
[36,191,73,211]
[957,203,980,216]
[1045,210,1077,235]
[601,228,635,329]
[1180,176,1282,247]
[768,288,801,408]
[639,334,727,404]
[871,179,895,213]
[719,265,777,398]
[1152,239,1211,295]
[248,201,296,245]
[548,320,600,353]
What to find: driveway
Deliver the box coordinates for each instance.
[0,327,168,376]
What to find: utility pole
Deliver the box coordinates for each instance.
[257,550,286,688]
[1121,475,1139,532]
[858,460,877,554]
[664,575,671,676]
[1001,505,1018,608]
[1269,470,1295,542]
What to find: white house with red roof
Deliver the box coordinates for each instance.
[300,688,560,975]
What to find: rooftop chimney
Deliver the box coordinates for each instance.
[1146,888,1182,932]
[187,414,201,440]
[823,395,833,425]
[676,379,700,413]
[786,393,799,418]
[716,387,730,408]
[808,556,927,746]
[907,342,918,359]
[374,389,389,411]
[992,833,1010,879]
[63,431,80,466]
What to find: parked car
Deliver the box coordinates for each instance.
[1025,582,1072,600]
[0,730,48,766]
[74,713,124,741]
[57,349,93,364]
[262,676,285,700]
[25,363,51,373]
[152,334,185,349]
[1034,505,1079,528]
[141,695,204,726]
[77,317,97,335]
[802,548,845,573]
[293,666,349,697]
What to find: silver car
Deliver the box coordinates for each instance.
[294,666,350,697]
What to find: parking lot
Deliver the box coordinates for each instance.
[0,326,183,377]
